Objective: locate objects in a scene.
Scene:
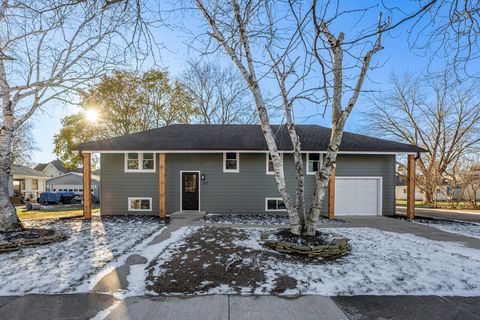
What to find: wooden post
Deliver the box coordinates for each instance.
[159,153,166,218]
[82,152,92,219]
[406,154,416,220]
[328,168,335,220]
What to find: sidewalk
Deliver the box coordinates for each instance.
[1,293,479,320]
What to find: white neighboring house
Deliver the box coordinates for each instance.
[34,159,70,178]
[9,165,48,202]
[395,186,424,201]
[45,172,101,202]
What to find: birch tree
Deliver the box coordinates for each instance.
[0,0,156,231]
[194,0,386,235]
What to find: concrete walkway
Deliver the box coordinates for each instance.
[397,206,480,222]
[1,293,479,320]
[93,211,205,292]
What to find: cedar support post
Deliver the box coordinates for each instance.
[82,152,92,219]
[159,153,166,219]
[328,168,335,220]
[406,154,416,220]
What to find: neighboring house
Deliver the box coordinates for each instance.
[35,160,71,178]
[9,165,48,202]
[75,124,425,217]
[45,172,101,201]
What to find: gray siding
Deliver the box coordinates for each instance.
[101,152,395,216]
[100,153,159,215]
[45,174,101,199]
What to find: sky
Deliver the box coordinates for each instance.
[29,1,435,165]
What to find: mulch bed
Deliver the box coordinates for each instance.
[0,228,68,252]
[146,226,337,295]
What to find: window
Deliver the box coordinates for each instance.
[125,153,156,172]
[307,153,322,174]
[128,197,152,211]
[266,153,283,175]
[223,152,239,173]
[32,179,38,190]
[265,198,287,211]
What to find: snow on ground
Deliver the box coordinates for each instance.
[414,218,480,239]
[147,226,480,296]
[0,217,165,296]
[203,213,345,225]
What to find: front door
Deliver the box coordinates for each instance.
[181,172,199,211]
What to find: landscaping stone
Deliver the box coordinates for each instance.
[0,229,67,253]
[261,231,350,259]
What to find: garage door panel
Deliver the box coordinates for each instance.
[335,177,381,216]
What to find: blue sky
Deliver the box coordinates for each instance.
[31,2,433,164]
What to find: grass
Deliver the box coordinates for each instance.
[396,200,480,211]
[396,200,425,206]
[16,208,100,220]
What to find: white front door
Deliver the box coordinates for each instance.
[334,177,382,216]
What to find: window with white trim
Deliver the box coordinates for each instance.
[265,198,286,211]
[223,152,239,172]
[307,153,322,174]
[266,153,283,174]
[125,153,156,172]
[128,197,152,211]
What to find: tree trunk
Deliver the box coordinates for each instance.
[0,105,22,231]
[0,55,22,231]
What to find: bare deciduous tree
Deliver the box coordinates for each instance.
[182,60,256,124]
[11,121,39,166]
[363,71,480,204]
[194,0,386,235]
[0,0,156,231]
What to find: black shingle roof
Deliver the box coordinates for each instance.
[75,124,426,153]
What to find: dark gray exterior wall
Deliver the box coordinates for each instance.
[100,152,395,216]
[100,153,159,215]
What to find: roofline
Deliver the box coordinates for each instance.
[74,150,423,155]
[45,172,100,182]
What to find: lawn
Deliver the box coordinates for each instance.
[396,200,480,211]
[0,216,165,295]
[144,226,480,296]
[16,207,100,220]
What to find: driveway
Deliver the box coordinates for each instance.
[1,294,479,320]
[397,206,480,222]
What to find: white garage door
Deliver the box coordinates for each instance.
[334,177,382,216]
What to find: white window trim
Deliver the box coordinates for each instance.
[265,197,287,212]
[266,153,283,175]
[124,152,156,173]
[223,152,240,173]
[128,197,152,212]
[306,152,323,175]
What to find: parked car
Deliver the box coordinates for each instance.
[39,191,76,205]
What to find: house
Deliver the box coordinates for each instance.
[9,165,48,202]
[75,124,425,217]
[45,172,101,201]
[35,159,71,178]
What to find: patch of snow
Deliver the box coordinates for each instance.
[0,217,164,296]
[147,226,480,296]
[414,219,480,239]
[203,213,345,225]
[89,300,121,320]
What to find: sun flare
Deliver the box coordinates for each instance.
[85,109,99,123]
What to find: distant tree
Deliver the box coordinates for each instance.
[54,70,195,168]
[363,71,480,204]
[182,61,256,124]
[11,122,39,166]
